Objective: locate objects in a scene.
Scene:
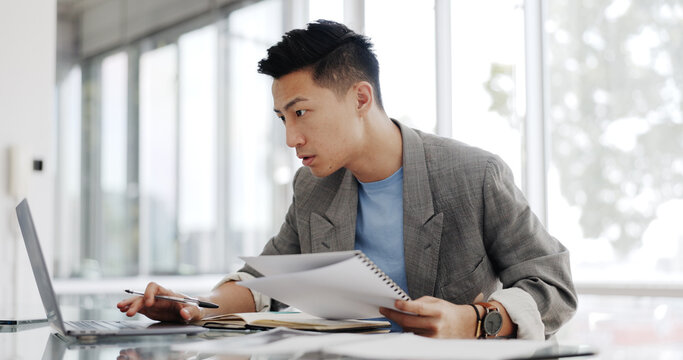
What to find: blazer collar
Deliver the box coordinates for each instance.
[396,120,436,223]
[310,170,358,252]
[395,120,443,299]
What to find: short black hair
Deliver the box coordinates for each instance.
[258,19,383,109]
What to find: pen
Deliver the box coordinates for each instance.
[124,289,219,309]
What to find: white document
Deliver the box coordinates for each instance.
[173,327,371,356]
[238,251,410,319]
[172,328,549,359]
[242,251,359,275]
[325,333,548,360]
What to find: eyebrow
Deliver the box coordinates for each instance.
[274,96,309,114]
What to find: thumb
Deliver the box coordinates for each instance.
[473,293,485,303]
[179,306,202,323]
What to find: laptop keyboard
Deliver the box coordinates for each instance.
[65,320,146,332]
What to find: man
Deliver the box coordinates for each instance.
[118,20,576,339]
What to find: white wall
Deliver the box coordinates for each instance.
[0,0,56,320]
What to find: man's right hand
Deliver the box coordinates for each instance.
[116,282,203,323]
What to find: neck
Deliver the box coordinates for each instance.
[347,110,403,183]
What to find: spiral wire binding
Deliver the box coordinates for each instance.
[354,251,411,301]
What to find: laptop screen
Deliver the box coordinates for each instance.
[16,199,67,333]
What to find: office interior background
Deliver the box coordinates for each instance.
[1,0,682,349]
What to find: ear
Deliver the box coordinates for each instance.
[354,81,374,116]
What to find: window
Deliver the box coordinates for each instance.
[55,66,82,278]
[224,0,284,264]
[309,0,344,23]
[545,0,683,283]
[139,44,179,275]
[57,0,286,279]
[99,52,133,276]
[365,0,437,133]
[450,0,526,186]
[178,25,218,274]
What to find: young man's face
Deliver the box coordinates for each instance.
[272,69,363,178]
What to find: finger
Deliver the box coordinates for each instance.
[416,296,442,304]
[125,297,145,317]
[117,297,138,309]
[473,293,484,303]
[395,299,441,317]
[179,305,202,323]
[381,306,434,330]
[379,307,394,317]
[144,282,163,307]
[401,326,435,337]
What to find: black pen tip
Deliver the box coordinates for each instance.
[200,302,219,309]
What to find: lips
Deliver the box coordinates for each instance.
[298,154,315,166]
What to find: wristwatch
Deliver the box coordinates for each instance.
[476,302,503,338]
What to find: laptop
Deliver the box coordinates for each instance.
[16,198,208,339]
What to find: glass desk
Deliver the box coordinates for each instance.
[0,322,603,360]
[4,294,682,358]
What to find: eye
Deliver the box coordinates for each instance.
[278,115,285,122]
[295,109,307,117]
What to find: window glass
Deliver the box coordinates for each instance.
[225,0,284,269]
[450,0,525,186]
[56,66,82,278]
[139,44,179,275]
[546,0,683,282]
[100,52,135,276]
[309,0,343,23]
[178,25,218,274]
[365,0,437,134]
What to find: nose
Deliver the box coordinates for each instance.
[285,121,305,148]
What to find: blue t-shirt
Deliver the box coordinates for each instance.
[354,167,408,332]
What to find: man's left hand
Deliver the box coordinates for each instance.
[379,296,479,338]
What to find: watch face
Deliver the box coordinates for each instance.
[483,310,503,336]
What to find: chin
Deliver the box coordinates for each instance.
[309,164,339,178]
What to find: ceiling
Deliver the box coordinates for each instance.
[57,0,109,17]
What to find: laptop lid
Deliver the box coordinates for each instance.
[15,199,68,334]
[16,199,209,338]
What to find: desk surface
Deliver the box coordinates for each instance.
[0,322,656,360]
[0,323,604,360]
[4,294,681,358]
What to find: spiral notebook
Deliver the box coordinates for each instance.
[238,251,411,320]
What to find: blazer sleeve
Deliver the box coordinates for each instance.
[482,155,577,337]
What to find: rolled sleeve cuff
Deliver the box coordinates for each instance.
[489,287,545,340]
[212,272,272,312]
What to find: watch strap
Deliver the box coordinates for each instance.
[468,304,482,339]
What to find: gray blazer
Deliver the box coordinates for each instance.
[241,121,577,337]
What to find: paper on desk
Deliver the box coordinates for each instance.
[324,333,548,360]
[173,327,548,359]
[172,327,372,355]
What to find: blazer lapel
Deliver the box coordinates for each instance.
[398,121,444,299]
[310,170,358,253]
